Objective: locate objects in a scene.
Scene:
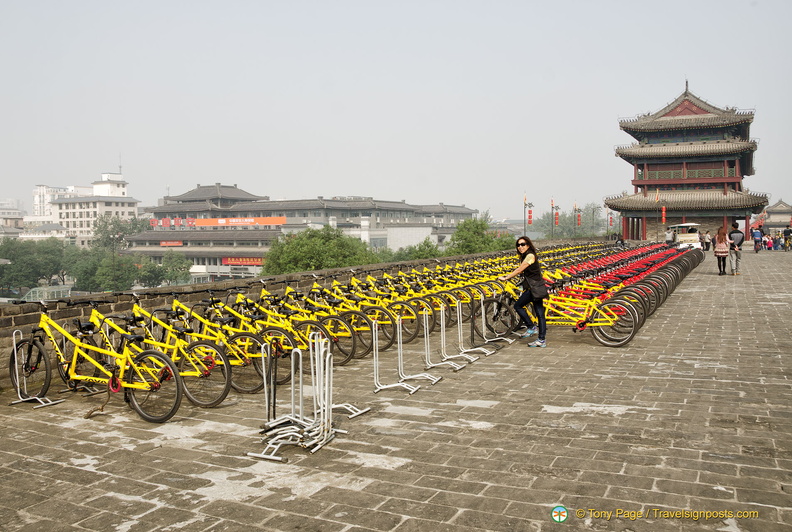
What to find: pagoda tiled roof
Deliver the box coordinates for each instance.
[164,184,267,203]
[615,140,757,159]
[416,204,478,214]
[147,200,230,214]
[620,113,753,132]
[766,200,792,213]
[604,189,768,212]
[619,89,754,132]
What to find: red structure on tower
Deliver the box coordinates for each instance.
[604,85,768,240]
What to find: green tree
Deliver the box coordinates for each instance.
[33,238,70,285]
[136,259,165,288]
[68,248,108,292]
[94,253,139,292]
[263,226,380,275]
[0,239,41,290]
[91,214,151,251]
[444,213,513,256]
[534,202,608,239]
[160,250,193,285]
[392,237,442,261]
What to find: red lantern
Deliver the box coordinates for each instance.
[527,209,533,225]
[661,206,666,224]
[554,211,559,226]
[577,213,581,226]
[609,215,613,227]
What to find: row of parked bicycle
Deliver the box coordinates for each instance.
[8,241,703,423]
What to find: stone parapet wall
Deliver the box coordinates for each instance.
[0,239,613,392]
[0,252,514,353]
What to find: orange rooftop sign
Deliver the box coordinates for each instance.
[150,216,286,228]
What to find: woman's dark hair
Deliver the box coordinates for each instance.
[515,235,537,259]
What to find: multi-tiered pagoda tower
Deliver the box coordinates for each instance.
[604,86,768,240]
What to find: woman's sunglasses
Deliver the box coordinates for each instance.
[516,242,528,248]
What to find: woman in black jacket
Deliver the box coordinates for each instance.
[498,236,548,347]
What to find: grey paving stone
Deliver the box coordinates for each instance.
[1,250,791,530]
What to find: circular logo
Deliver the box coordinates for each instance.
[551,505,568,523]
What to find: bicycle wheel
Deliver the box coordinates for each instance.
[258,326,296,385]
[360,306,396,351]
[610,293,646,329]
[58,336,102,384]
[408,297,436,335]
[292,320,339,370]
[9,339,51,399]
[387,302,420,344]
[339,310,375,359]
[179,341,232,408]
[471,297,518,338]
[226,332,266,393]
[319,316,356,365]
[447,288,475,323]
[590,300,638,348]
[125,350,183,423]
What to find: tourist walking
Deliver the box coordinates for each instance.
[703,230,712,251]
[713,226,731,276]
[665,228,674,245]
[498,236,548,348]
[752,226,763,253]
[728,222,744,275]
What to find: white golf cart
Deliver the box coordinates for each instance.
[669,223,702,249]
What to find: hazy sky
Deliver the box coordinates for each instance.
[2,0,790,220]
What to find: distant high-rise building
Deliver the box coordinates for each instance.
[24,173,141,247]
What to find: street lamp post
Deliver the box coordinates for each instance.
[112,232,123,290]
[524,201,533,235]
[550,205,560,239]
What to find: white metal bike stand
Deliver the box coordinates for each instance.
[373,320,420,394]
[306,339,340,453]
[10,330,65,409]
[397,314,441,385]
[333,402,371,419]
[249,334,345,461]
[448,301,485,361]
[456,289,493,358]
[475,297,513,350]
[248,348,306,462]
[425,305,465,372]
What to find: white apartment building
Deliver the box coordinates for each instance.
[0,199,24,229]
[25,173,141,247]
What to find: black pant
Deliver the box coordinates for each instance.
[514,290,547,341]
[716,256,727,273]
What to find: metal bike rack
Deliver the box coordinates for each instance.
[397,314,441,385]
[9,330,65,409]
[249,334,344,462]
[333,399,370,419]
[248,346,307,462]
[449,301,487,360]
[424,305,465,372]
[373,319,420,394]
[474,297,511,351]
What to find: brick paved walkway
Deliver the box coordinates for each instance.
[1,249,790,531]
